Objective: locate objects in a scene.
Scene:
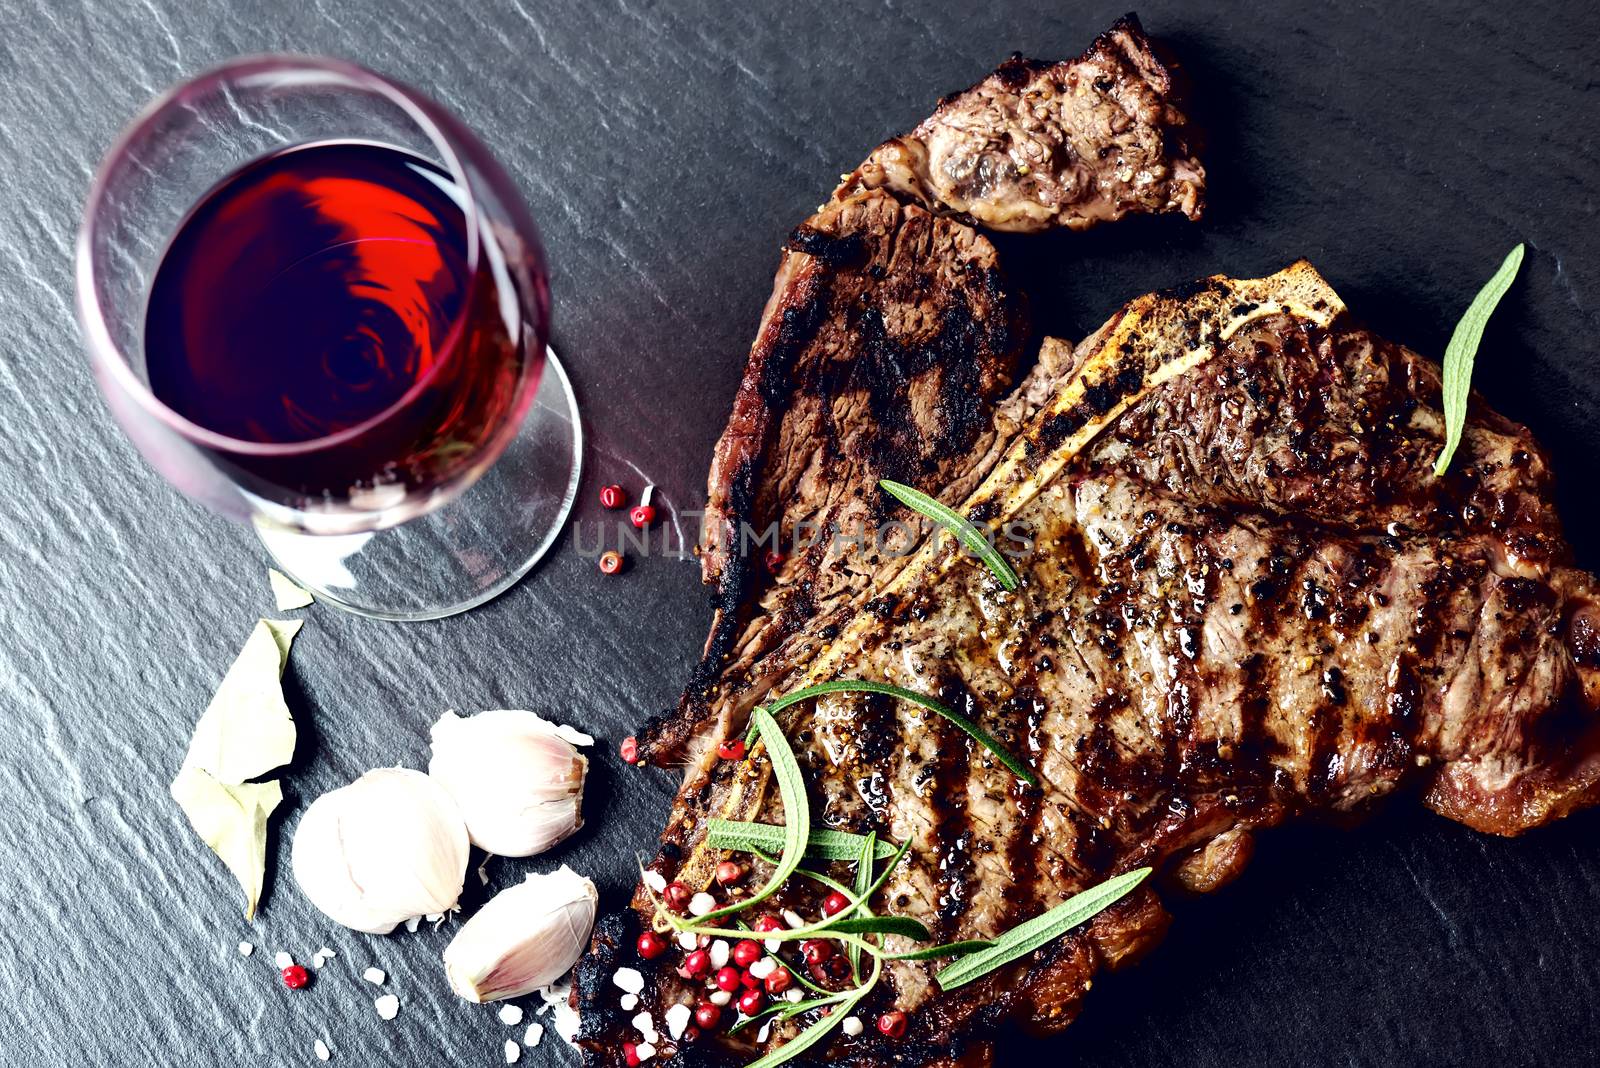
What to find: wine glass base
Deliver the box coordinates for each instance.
[255,346,581,621]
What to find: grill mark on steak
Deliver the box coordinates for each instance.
[552,13,1600,1065]
[926,707,974,941]
[639,188,1031,768]
[580,258,1600,1066]
[636,15,1203,778]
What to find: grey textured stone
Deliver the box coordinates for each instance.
[0,0,1596,1064]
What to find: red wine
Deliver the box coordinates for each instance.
[145,140,531,503]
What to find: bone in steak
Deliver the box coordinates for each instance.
[642,13,1203,769]
[574,16,1600,1068]
[836,18,1203,231]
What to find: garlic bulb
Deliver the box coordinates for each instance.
[427,710,590,858]
[443,865,597,1003]
[292,768,469,934]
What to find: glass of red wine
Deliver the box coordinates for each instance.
[76,56,580,620]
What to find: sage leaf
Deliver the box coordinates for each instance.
[878,479,1019,591]
[170,765,282,920]
[183,619,301,784]
[936,867,1152,991]
[764,680,1037,786]
[268,568,315,611]
[1433,243,1524,476]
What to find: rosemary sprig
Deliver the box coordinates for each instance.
[707,819,897,861]
[848,831,875,979]
[745,957,882,1068]
[828,915,932,939]
[745,846,910,943]
[1433,243,1524,476]
[878,478,1020,591]
[761,680,1037,786]
[733,920,834,998]
[729,992,846,1034]
[642,712,1125,1065]
[686,707,809,926]
[885,940,996,962]
[935,867,1153,991]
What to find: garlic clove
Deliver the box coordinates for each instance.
[427,710,590,858]
[442,865,597,1003]
[292,768,469,934]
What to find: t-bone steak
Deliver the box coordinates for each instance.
[573,14,1599,1068]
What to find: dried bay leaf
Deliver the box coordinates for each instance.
[172,618,302,920]
[268,568,315,611]
[183,619,301,784]
[170,766,283,920]
[262,618,303,669]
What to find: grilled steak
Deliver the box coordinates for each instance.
[836,16,1204,232]
[581,261,1600,1067]
[572,14,1596,1068]
[642,12,1204,769]
[648,186,1029,765]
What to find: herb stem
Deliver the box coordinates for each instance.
[935,867,1152,991]
[686,707,809,926]
[1433,243,1524,477]
[706,819,897,861]
[744,957,882,1068]
[760,680,1037,786]
[879,479,1021,591]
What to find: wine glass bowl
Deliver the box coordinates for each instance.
[77,57,581,618]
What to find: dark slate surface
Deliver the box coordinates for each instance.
[1,0,1597,1064]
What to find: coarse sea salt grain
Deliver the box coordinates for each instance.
[665,1004,691,1041]
[642,870,667,893]
[764,938,781,953]
[688,892,716,917]
[612,968,646,995]
[504,1039,521,1063]
[539,981,582,1047]
[499,1005,525,1026]
[363,967,386,985]
[619,994,638,1011]
[524,1023,544,1048]
[709,990,732,1007]
[314,1038,332,1060]
[784,989,803,1003]
[842,1016,863,1037]
[708,940,730,969]
[237,942,254,957]
[274,951,294,969]
[782,909,804,928]
[374,995,400,1021]
[747,958,775,980]
[635,1042,657,1062]
[677,931,698,951]
[631,1011,655,1039]
[311,947,336,968]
